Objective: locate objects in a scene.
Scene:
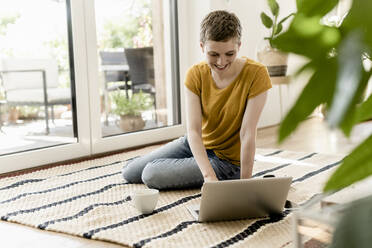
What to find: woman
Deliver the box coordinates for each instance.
[122,10,271,189]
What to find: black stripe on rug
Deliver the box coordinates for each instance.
[0,156,137,191]
[210,210,291,248]
[38,196,132,230]
[263,150,283,156]
[298,152,317,160]
[253,163,291,177]
[0,182,129,221]
[293,160,342,183]
[0,171,122,205]
[57,156,136,178]
[133,221,199,248]
[0,179,45,191]
[58,161,123,178]
[83,193,202,239]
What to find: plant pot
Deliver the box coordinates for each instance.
[119,114,145,132]
[8,107,19,123]
[257,45,289,77]
[18,113,39,121]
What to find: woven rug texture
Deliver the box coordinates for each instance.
[0,145,344,248]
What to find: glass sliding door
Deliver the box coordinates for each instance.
[0,0,76,155]
[87,0,184,154]
[0,0,91,173]
[93,0,181,136]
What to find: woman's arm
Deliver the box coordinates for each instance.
[185,86,218,181]
[240,91,268,179]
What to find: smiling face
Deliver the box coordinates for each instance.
[201,38,241,75]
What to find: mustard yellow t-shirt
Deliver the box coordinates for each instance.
[184,58,272,165]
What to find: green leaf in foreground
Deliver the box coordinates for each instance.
[324,134,372,192]
[260,12,273,29]
[279,59,337,142]
[274,23,283,35]
[355,94,372,123]
[296,0,338,17]
[273,16,340,59]
[267,0,279,17]
[327,31,364,129]
[342,0,372,47]
[277,13,295,26]
[339,69,371,136]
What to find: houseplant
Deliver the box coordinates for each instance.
[258,0,295,79]
[111,90,153,132]
[18,106,40,120]
[273,0,372,247]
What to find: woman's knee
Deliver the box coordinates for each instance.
[141,159,204,189]
[141,162,164,189]
[122,160,144,183]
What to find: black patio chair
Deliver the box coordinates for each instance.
[124,47,156,119]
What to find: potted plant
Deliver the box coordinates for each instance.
[18,106,40,120]
[111,90,154,132]
[258,0,294,80]
[273,0,372,247]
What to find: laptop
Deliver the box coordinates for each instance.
[187,176,292,222]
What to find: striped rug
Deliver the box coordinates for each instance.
[0,145,344,248]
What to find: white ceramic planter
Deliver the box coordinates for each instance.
[119,114,145,132]
[257,46,289,77]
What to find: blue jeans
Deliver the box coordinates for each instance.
[122,135,240,189]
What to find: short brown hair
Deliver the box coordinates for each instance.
[200,10,242,43]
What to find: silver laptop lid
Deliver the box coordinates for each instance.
[198,177,292,222]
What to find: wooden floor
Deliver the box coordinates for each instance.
[1,116,371,248]
[256,116,372,156]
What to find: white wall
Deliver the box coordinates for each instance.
[178,0,302,128]
[178,0,296,66]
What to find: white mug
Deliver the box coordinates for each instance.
[131,188,159,214]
